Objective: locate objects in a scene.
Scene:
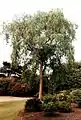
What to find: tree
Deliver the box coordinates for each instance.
[3,9,77,100]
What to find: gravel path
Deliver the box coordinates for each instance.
[0,96,33,102]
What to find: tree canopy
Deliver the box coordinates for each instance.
[4,9,77,66]
[3,9,77,99]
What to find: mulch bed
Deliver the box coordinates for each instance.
[18,103,81,120]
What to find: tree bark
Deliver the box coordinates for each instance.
[39,61,43,100]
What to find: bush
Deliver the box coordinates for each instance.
[70,89,81,102]
[0,78,10,95]
[43,93,57,103]
[42,94,58,116]
[8,82,30,96]
[0,77,31,97]
[42,93,71,114]
[70,89,81,107]
[56,91,71,112]
[42,101,58,116]
[25,98,42,112]
[76,100,81,107]
[48,62,81,93]
[57,90,71,102]
[58,101,71,112]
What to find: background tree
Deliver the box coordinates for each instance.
[3,9,77,100]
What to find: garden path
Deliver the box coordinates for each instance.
[0,96,32,102]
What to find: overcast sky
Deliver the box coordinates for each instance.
[0,0,81,66]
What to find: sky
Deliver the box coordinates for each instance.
[0,0,81,66]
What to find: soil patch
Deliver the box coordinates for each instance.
[20,103,81,120]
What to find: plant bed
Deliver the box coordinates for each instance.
[43,111,57,117]
[19,107,81,120]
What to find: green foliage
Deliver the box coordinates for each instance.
[3,9,77,84]
[58,101,71,112]
[48,64,68,92]
[48,62,81,93]
[43,102,58,116]
[3,10,77,99]
[43,93,71,114]
[70,89,81,102]
[25,98,42,112]
[21,67,39,94]
[57,91,71,112]
[70,88,81,107]
[57,90,71,102]
[43,93,57,103]
[42,94,58,115]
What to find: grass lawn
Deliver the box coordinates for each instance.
[0,100,26,120]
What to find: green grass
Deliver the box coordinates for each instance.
[0,100,26,120]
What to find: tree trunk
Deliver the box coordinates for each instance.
[39,61,43,100]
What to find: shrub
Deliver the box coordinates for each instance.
[48,62,81,93]
[42,94,58,116]
[70,89,81,107]
[8,82,30,96]
[70,89,81,102]
[43,93,57,103]
[76,100,81,108]
[58,101,71,112]
[25,98,42,112]
[42,101,58,116]
[56,91,71,112]
[0,77,31,97]
[0,78,10,95]
[43,92,71,114]
[57,90,71,102]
